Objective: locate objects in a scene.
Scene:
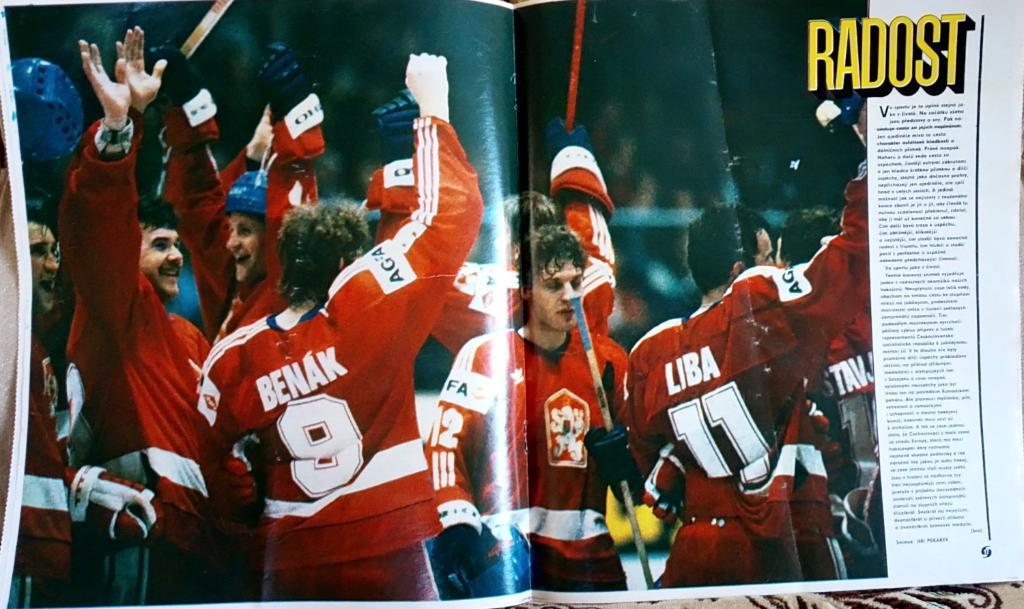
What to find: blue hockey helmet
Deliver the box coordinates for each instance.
[835,92,864,127]
[225,170,268,217]
[12,58,83,162]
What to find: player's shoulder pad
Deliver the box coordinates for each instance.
[728,264,813,304]
[630,318,684,359]
[441,330,514,415]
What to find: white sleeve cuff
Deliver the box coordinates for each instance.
[284,93,324,139]
[182,88,217,127]
[438,499,482,533]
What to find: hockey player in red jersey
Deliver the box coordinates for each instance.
[156,42,324,342]
[196,53,483,601]
[625,153,869,586]
[426,224,629,595]
[368,97,616,353]
[14,206,72,608]
[60,29,218,604]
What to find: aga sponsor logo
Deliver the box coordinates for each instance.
[368,239,416,294]
[544,389,590,469]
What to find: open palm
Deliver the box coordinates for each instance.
[79,39,130,126]
[117,27,166,114]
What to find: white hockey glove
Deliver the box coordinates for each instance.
[69,465,159,542]
[405,53,450,123]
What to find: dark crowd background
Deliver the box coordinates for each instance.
[8,0,864,388]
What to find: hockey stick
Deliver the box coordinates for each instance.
[570,295,655,589]
[564,0,586,132]
[179,0,236,59]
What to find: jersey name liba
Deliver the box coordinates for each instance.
[257,347,349,411]
[664,346,721,396]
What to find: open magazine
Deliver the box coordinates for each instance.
[0,0,1021,606]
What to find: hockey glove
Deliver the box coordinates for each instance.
[148,45,203,107]
[545,117,592,163]
[430,523,500,598]
[405,53,449,123]
[642,445,685,523]
[68,466,160,543]
[259,42,315,120]
[584,423,643,503]
[372,89,420,163]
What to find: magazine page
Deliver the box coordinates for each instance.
[512,0,1024,603]
[0,0,528,606]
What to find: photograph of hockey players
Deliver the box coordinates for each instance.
[5,0,517,604]
[426,218,629,595]
[514,0,885,589]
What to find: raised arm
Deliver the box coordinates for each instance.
[328,54,483,311]
[546,117,617,334]
[60,35,151,335]
[738,166,869,351]
[259,43,325,282]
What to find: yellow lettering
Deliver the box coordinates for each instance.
[915,15,942,87]
[836,19,861,89]
[860,18,887,89]
[888,16,915,88]
[941,14,968,86]
[807,20,835,92]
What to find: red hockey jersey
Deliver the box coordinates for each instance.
[197,117,482,575]
[626,169,868,539]
[426,328,628,589]
[366,142,617,354]
[162,105,323,343]
[60,116,214,555]
[16,336,71,581]
[825,308,874,397]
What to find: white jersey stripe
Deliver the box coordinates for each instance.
[22,475,69,512]
[483,507,610,542]
[630,318,683,356]
[263,439,427,519]
[145,448,209,497]
[204,317,272,372]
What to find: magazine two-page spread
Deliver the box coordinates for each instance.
[0,0,1023,607]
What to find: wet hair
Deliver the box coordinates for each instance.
[138,196,179,231]
[521,224,586,290]
[780,206,840,265]
[687,205,744,294]
[504,191,561,248]
[277,204,369,307]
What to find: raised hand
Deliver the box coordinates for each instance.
[245,105,274,162]
[79,39,130,129]
[405,53,449,123]
[116,26,166,114]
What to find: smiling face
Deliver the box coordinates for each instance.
[139,226,184,302]
[525,261,583,339]
[227,213,267,285]
[28,222,59,316]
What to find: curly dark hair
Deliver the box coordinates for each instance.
[277,204,369,307]
[504,191,561,247]
[521,224,586,290]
